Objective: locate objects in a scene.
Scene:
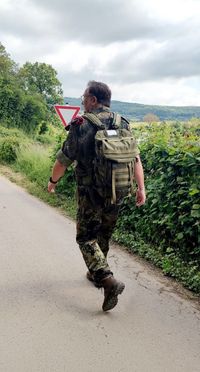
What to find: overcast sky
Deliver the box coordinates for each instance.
[1,0,200,106]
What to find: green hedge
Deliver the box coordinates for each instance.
[122,122,199,261]
[114,121,200,291]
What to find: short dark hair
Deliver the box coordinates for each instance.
[87,81,111,107]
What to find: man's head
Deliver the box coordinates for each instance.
[82,81,111,112]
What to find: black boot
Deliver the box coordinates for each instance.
[101,276,125,311]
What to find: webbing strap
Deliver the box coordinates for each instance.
[83,112,121,130]
[128,163,134,195]
[82,113,105,129]
[111,168,117,204]
[112,113,121,128]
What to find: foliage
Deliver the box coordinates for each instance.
[0,43,17,78]
[0,125,27,139]
[116,121,200,267]
[18,62,63,105]
[0,43,63,134]
[0,43,22,127]
[34,122,61,144]
[50,130,76,197]
[20,94,47,133]
[0,125,28,163]
[0,137,21,163]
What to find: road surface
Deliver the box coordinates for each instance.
[0,174,199,372]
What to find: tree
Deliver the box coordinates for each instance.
[0,44,63,133]
[18,62,63,105]
[20,94,47,133]
[0,42,17,78]
[0,43,21,125]
[143,113,160,123]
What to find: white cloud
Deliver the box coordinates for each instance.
[146,0,200,22]
[111,78,200,106]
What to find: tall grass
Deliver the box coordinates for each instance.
[15,143,52,187]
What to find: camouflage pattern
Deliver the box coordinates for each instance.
[57,106,133,187]
[76,186,120,280]
[57,106,137,282]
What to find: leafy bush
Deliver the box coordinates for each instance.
[35,122,61,145]
[0,124,28,163]
[116,121,200,269]
[0,136,21,163]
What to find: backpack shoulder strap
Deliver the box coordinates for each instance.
[82,113,105,130]
[83,112,122,130]
[121,116,129,124]
[112,113,121,129]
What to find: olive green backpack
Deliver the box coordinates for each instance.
[83,112,139,204]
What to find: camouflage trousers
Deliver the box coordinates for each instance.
[76,186,120,282]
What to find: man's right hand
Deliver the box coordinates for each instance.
[48,181,57,193]
[47,160,67,194]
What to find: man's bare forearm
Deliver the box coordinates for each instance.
[51,160,67,182]
[134,156,145,190]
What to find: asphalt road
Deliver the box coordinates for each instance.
[0,174,199,372]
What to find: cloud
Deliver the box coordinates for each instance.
[0,0,54,40]
[0,0,182,45]
[111,78,200,106]
[30,0,169,44]
[0,0,200,105]
[102,29,200,83]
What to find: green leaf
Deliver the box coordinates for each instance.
[192,204,200,210]
[176,232,184,240]
[191,210,200,218]
[189,189,199,196]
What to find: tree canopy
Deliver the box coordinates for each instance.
[0,43,63,133]
[18,62,63,105]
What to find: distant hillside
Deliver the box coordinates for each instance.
[64,97,200,121]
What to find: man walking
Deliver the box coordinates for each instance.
[48,81,146,311]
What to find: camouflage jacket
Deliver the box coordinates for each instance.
[56,106,137,186]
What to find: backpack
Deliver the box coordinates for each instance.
[82,112,139,204]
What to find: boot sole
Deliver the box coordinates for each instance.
[102,282,125,311]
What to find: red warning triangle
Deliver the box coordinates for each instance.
[54,105,80,127]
